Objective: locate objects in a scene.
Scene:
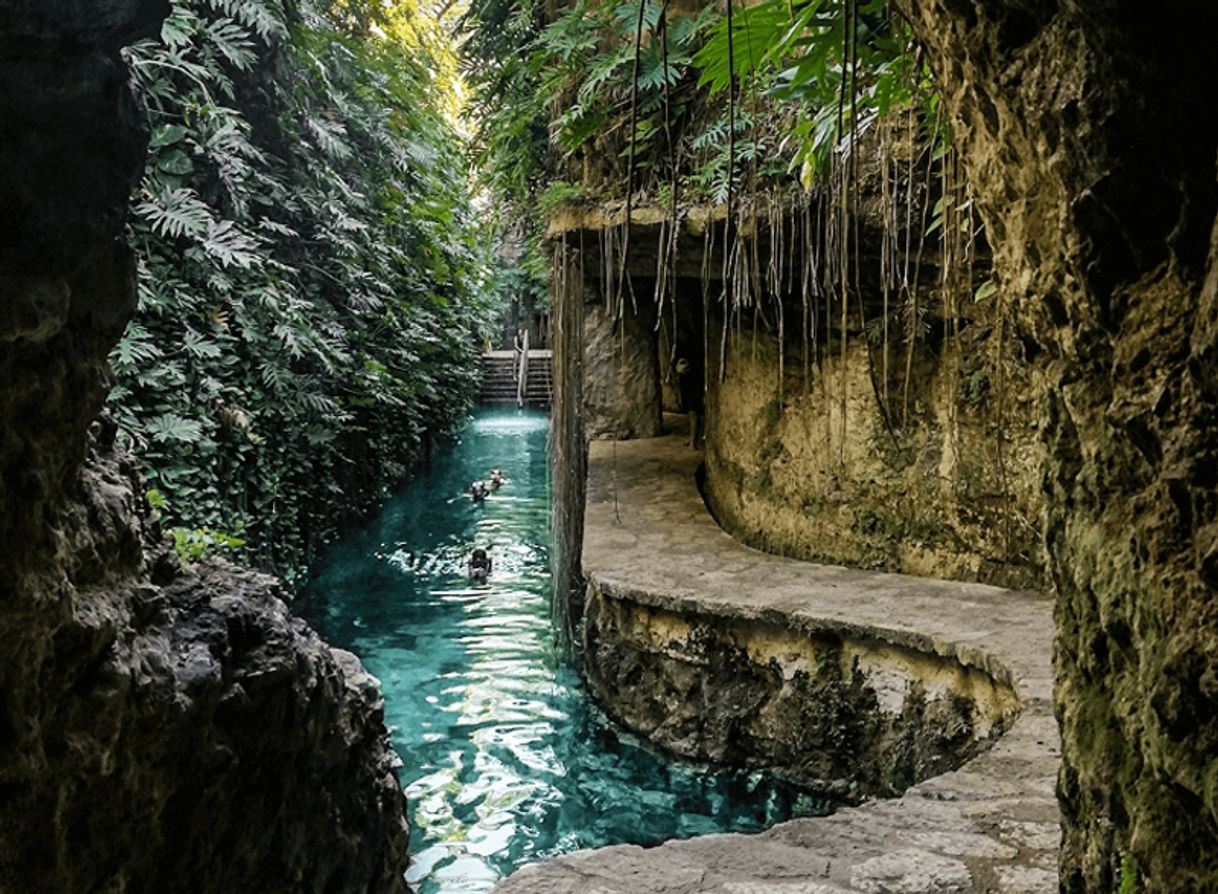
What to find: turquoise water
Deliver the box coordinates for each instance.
[301,408,826,893]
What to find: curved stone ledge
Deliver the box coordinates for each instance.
[495,427,1059,893]
[583,581,1021,800]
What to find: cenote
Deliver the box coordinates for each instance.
[301,408,827,893]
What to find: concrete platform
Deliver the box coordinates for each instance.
[495,428,1060,894]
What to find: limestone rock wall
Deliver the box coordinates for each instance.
[582,294,663,440]
[0,2,409,889]
[894,1,1218,889]
[582,582,1020,801]
[704,327,1043,588]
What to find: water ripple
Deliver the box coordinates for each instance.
[301,409,827,893]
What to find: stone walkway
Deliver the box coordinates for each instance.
[495,430,1059,894]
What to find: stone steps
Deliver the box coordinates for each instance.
[478,351,552,407]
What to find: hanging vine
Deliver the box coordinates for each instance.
[464,0,1033,582]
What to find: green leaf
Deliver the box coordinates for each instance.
[145,413,204,445]
[206,18,256,71]
[156,148,194,176]
[203,220,263,269]
[161,10,197,50]
[182,327,223,359]
[136,188,212,239]
[150,124,189,149]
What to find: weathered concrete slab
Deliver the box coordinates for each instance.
[494,427,1059,893]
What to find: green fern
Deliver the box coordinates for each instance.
[205,18,256,70]
[205,0,287,40]
[114,324,164,368]
[202,219,263,269]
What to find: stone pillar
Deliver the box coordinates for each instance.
[582,286,663,440]
[549,240,588,642]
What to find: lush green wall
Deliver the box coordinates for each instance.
[109,0,497,578]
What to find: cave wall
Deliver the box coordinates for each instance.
[895,0,1218,889]
[704,325,1043,588]
[0,2,409,890]
[560,125,1046,590]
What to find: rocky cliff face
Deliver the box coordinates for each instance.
[0,2,409,889]
[703,327,1043,589]
[896,1,1218,889]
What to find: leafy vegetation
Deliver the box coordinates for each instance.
[113,0,498,579]
[469,0,1004,506]
[695,0,937,181]
[461,0,551,329]
[465,0,938,208]
[108,0,965,579]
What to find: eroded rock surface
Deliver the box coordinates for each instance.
[704,333,1043,589]
[893,2,1218,888]
[584,583,1019,800]
[582,289,663,440]
[0,2,408,889]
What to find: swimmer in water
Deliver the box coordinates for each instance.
[488,468,507,490]
[469,480,490,502]
[467,546,492,584]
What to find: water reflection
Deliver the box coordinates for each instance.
[302,409,826,893]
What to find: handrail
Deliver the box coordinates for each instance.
[516,328,529,408]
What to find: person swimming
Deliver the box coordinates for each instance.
[469,479,490,501]
[488,468,507,490]
[467,546,492,584]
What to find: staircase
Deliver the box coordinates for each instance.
[479,350,552,408]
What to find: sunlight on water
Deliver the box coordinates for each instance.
[301,409,828,893]
[470,413,551,436]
